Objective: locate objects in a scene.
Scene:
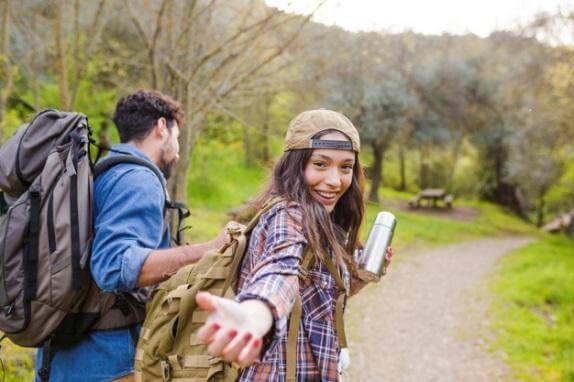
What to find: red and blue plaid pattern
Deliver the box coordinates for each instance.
[236,201,346,382]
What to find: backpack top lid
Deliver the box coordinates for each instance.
[0,109,88,204]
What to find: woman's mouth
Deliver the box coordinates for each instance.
[313,190,339,205]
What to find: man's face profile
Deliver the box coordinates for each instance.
[159,122,180,179]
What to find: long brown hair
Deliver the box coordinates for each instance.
[253,131,365,275]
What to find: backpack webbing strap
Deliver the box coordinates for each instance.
[286,247,314,382]
[220,234,248,297]
[23,187,41,321]
[165,201,190,246]
[321,254,348,348]
[69,137,83,290]
[38,337,54,382]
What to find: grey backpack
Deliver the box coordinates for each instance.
[0,109,188,380]
[0,109,95,346]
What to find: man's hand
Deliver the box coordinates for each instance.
[195,292,273,368]
[212,221,245,249]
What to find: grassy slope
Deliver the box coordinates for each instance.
[491,235,574,381]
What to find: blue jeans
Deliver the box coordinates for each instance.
[35,326,138,382]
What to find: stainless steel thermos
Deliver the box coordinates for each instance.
[356,212,396,277]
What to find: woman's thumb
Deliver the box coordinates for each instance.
[195,291,218,313]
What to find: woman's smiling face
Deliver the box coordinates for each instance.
[303,131,355,213]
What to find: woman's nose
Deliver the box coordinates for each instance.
[324,168,342,188]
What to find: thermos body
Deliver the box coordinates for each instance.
[358,212,396,277]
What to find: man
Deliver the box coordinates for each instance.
[35,90,230,381]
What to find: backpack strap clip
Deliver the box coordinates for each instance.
[160,359,171,381]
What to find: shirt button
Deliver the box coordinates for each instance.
[321,280,329,288]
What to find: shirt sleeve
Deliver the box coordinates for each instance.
[91,168,165,292]
[236,203,308,340]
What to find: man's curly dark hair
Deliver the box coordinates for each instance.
[112,90,185,143]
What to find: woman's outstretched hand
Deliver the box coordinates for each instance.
[195,292,273,368]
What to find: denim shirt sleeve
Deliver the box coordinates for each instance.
[91,167,165,292]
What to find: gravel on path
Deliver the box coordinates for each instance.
[344,237,532,382]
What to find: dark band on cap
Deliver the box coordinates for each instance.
[309,139,353,150]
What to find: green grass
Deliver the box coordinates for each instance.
[490,234,574,381]
[0,341,35,382]
[183,141,536,248]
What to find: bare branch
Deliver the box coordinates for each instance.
[123,0,151,51]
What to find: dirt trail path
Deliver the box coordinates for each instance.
[345,237,532,382]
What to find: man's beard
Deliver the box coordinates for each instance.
[159,148,177,179]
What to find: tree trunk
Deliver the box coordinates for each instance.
[0,0,11,142]
[398,144,406,191]
[368,142,384,204]
[98,120,111,149]
[419,146,429,190]
[446,133,464,189]
[260,96,272,164]
[54,0,70,110]
[567,214,574,238]
[536,191,545,228]
[243,123,255,167]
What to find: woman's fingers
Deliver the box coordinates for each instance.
[222,332,253,363]
[385,247,393,262]
[195,292,218,313]
[237,338,263,368]
[197,321,221,344]
[207,327,237,356]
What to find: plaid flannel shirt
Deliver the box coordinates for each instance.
[236,201,348,382]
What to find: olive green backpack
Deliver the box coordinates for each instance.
[134,198,348,382]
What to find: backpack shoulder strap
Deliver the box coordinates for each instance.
[286,247,314,382]
[94,154,171,236]
[94,154,167,191]
[243,196,285,233]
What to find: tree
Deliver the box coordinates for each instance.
[119,0,323,206]
[0,0,13,142]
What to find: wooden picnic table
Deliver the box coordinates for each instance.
[409,188,454,208]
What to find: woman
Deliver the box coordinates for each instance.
[196,109,392,381]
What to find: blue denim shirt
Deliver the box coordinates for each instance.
[36,144,171,381]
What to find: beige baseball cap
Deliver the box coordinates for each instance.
[284,109,360,153]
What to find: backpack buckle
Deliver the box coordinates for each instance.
[161,360,171,381]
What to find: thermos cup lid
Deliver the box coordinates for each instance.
[374,212,396,230]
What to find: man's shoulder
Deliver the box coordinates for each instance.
[96,161,162,191]
[94,163,164,208]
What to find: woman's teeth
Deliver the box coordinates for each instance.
[317,191,336,199]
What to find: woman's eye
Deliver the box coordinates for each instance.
[342,164,354,172]
[314,162,326,168]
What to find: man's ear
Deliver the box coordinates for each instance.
[153,117,168,139]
